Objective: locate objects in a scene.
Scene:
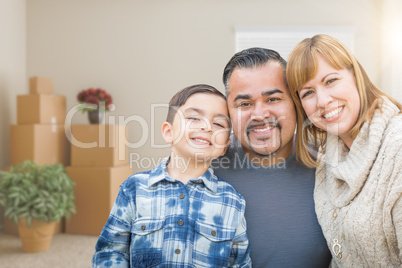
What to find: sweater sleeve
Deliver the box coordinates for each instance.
[392,195,402,263]
[389,141,402,264]
[384,124,402,265]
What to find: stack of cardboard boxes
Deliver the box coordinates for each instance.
[66,124,133,235]
[5,76,69,235]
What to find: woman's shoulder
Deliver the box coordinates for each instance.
[383,113,402,149]
[379,114,402,180]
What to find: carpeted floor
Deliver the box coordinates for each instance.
[0,232,98,268]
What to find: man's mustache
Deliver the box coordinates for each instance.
[246,120,280,133]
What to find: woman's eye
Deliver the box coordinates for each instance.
[300,90,313,99]
[187,117,199,121]
[326,77,338,85]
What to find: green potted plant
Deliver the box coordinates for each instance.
[0,161,76,253]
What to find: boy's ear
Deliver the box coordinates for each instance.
[161,122,173,144]
[220,139,231,156]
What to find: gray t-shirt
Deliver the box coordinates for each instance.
[211,136,331,268]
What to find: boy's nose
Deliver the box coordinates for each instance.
[200,127,212,132]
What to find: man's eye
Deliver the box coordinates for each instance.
[238,102,251,108]
[267,97,279,103]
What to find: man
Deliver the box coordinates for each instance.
[212,48,332,267]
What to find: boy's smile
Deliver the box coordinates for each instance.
[190,137,212,146]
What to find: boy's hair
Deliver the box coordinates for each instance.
[166,84,226,124]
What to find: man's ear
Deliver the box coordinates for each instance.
[161,122,173,144]
[220,139,231,156]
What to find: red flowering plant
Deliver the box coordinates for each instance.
[77,88,113,113]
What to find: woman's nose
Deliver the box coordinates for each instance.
[316,88,333,108]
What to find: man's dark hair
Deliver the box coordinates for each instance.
[166,84,226,123]
[222,47,287,96]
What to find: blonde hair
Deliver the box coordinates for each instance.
[287,34,402,168]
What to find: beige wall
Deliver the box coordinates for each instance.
[0,0,26,229]
[381,0,402,101]
[24,0,384,173]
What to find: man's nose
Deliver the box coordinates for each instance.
[251,102,270,121]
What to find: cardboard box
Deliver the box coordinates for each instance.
[17,94,66,124]
[65,165,133,235]
[10,124,70,165]
[3,218,64,236]
[29,76,53,95]
[70,125,128,166]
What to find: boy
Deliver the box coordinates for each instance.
[92,84,251,267]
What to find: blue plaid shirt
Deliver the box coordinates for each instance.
[92,157,251,267]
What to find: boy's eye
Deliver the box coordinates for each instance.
[213,122,224,128]
[187,117,199,121]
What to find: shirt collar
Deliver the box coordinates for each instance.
[148,156,218,193]
[190,167,218,193]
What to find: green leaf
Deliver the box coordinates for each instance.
[0,161,76,223]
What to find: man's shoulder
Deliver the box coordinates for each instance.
[212,136,243,167]
[213,173,246,201]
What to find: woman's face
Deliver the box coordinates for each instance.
[298,54,360,147]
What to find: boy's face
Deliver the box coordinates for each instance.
[163,93,231,162]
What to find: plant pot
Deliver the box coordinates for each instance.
[88,108,104,124]
[18,218,58,253]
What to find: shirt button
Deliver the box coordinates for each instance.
[141,225,146,231]
[175,249,181,254]
[178,220,184,226]
[180,193,185,199]
[211,231,217,236]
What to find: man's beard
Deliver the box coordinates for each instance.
[246,121,282,157]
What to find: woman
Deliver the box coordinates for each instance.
[286,34,402,266]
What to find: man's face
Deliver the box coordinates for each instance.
[227,62,296,162]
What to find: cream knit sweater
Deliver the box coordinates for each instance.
[315,98,402,267]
